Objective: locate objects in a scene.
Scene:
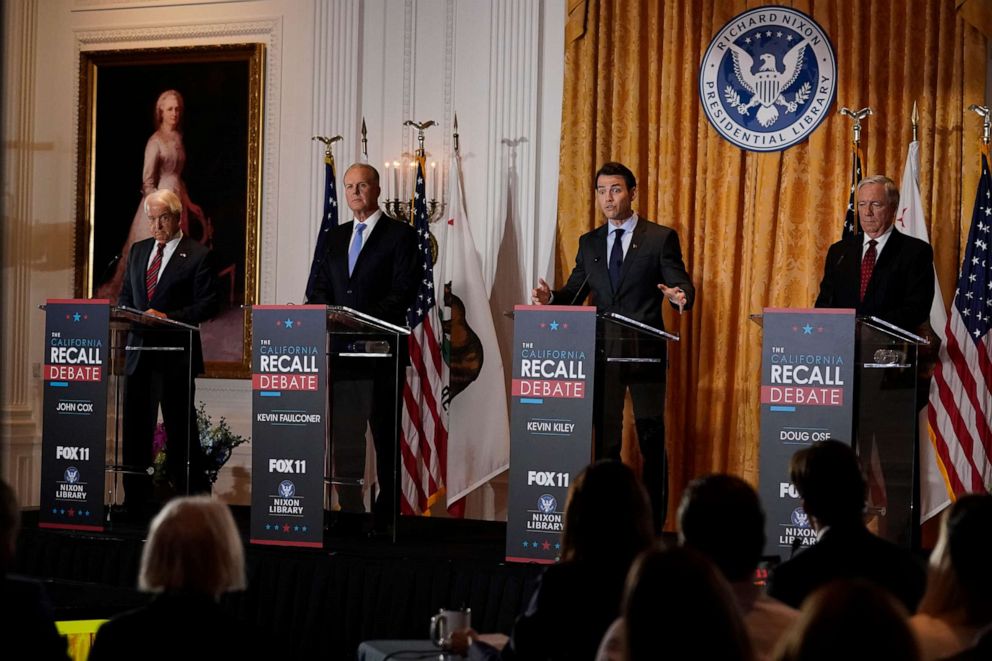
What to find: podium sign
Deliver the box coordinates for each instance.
[250,305,326,548]
[758,308,855,557]
[40,299,109,531]
[506,305,596,563]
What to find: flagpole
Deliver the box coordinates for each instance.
[838,107,872,238]
[306,134,342,301]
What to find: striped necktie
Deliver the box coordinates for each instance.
[859,239,877,302]
[146,242,166,301]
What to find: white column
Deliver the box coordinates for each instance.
[1,0,41,504]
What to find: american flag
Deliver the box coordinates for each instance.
[928,153,992,495]
[305,151,338,301]
[842,144,863,239]
[399,159,449,514]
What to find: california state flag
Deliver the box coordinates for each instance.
[440,151,510,512]
[897,139,953,522]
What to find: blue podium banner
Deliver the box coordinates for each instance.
[40,299,110,531]
[758,307,855,557]
[250,305,327,548]
[506,305,597,563]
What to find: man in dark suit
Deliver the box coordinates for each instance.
[309,163,418,524]
[531,161,695,530]
[118,189,218,510]
[766,440,925,612]
[815,175,935,331]
[816,174,935,547]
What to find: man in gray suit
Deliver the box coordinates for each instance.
[531,162,695,530]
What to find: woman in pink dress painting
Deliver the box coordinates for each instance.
[99,89,212,300]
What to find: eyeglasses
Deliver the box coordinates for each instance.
[147,213,177,224]
[856,201,888,211]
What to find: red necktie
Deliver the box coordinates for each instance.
[146,242,166,300]
[859,239,877,302]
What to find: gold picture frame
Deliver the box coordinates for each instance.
[75,43,264,378]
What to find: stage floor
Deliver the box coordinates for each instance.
[16,506,543,658]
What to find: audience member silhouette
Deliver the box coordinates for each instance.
[910,494,992,660]
[454,460,655,660]
[766,440,925,611]
[678,474,798,660]
[0,479,69,661]
[774,579,919,661]
[89,496,253,661]
[612,546,753,661]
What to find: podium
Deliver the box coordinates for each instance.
[324,306,410,531]
[505,305,678,563]
[110,305,200,508]
[250,305,409,547]
[753,308,928,557]
[39,300,199,530]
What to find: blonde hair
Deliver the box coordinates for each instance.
[138,496,245,598]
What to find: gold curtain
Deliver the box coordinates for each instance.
[557,0,985,528]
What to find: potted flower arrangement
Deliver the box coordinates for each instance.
[152,402,249,485]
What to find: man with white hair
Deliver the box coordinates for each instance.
[118,189,218,513]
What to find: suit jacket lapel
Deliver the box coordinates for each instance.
[152,236,190,301]
[840,238,863,299]
[587,225,610,294]
[332,223,353,284]
[350,218,385,280]
[864,229,902,302]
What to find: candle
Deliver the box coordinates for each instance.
[430,161,437,200]
[409,161,416,200]
[383,162,390,199]
[392,160,400,201]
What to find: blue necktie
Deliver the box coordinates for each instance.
[609,228,624,290]
[348,222,367,276]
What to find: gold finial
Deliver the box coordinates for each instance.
[911,102,918,142]
[968,104,991,145]
[311,134,343,158]
[453,113,460,154]
[839,107,873,146]
[403,120,436,158]
[361,117,368,158]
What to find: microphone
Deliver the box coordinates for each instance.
[97,254,122,287]
[569,257,600,305]
[789,535,802,559]
[346,340,390,354]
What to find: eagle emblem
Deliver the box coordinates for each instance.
[537,494,557,514]
[725,40,811,128]
[699,7,836,152]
